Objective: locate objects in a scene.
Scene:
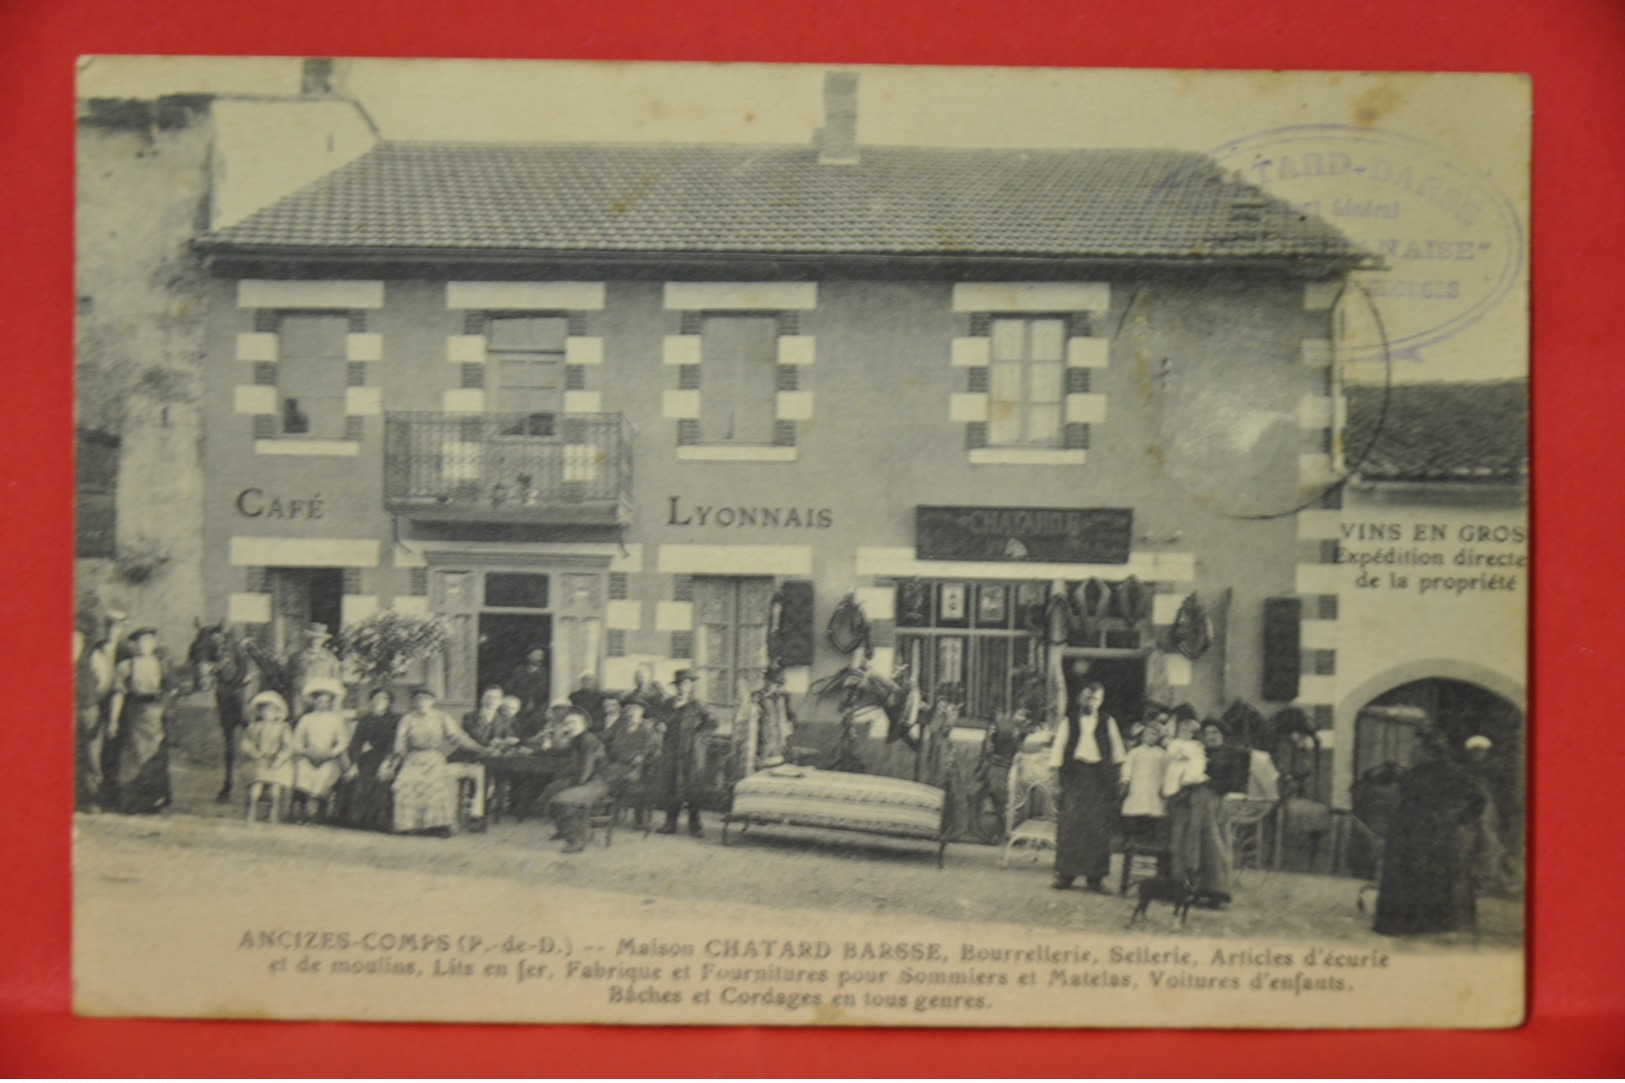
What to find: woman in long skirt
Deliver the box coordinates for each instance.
[341,689,401,831]
[1169,718,1250,905]
[112,628,174,815]
[1049,681,1126,893]
[389,687,487,836]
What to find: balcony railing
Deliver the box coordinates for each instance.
[384,412,633,525]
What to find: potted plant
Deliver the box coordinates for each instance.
[335,610,453,696]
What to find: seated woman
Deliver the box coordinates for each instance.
[549,710,610,852]
[341,688,401,832]
[290,678,352,824]
[389,687,488,837]
[239,690,296,823]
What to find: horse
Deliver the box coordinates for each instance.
[187,622,289,802]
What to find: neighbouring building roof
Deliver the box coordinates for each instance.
[1345,380,1528,484]
[201,142,1368,269]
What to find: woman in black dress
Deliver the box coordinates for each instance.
[1049,681,1126,893]
[1373,721,1487,936]
[341,689,402,831]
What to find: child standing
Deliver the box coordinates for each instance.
[1120,718,1170,853]
[240,691,295,823]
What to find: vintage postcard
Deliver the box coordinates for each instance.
[72,57,1529,1028]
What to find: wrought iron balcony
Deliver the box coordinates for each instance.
[384,411,633,526]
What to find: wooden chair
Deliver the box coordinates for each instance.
[1118,817,1171,894]
[1000,753,1060,868]
[1226,796,1278,885]
[587,791,619,848]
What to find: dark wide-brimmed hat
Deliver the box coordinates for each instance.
[408,684,438,699]
[673,668,696,685]
[129,626,159,640]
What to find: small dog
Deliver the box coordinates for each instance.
[1129,873,1199,928]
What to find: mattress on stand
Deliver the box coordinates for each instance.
[729,768,946,839]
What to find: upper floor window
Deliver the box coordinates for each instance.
[987,316,1066,447]
[699,315,779,445]
[488,315,567,435]
[277,314,349,439]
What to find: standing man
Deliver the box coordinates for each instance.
[569,671,608,731]
[597,695,624,742]
[506,645,551,735]
[625,664,668,715]
[655,669,717,837]
[1048,680,1126,893]
[286,623,343,716]
[86,609,128,809]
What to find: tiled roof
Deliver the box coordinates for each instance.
[203,142,1365,266]
[1345,381,1528,483]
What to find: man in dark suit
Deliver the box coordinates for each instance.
[654,670,716,837]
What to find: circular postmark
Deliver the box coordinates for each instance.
[1208,124,1524,361]
[1119,123,1519,519]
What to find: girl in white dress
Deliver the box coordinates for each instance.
[291,677,352,823]
[240,691,295,823]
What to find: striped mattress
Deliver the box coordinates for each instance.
[728,767,946,840]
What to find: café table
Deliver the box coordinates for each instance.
[480,748,573,823]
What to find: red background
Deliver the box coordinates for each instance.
[3,0,1621,1075]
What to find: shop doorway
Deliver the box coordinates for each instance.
[1059,652,1147,725]
[266,567,344,655]
[1353,677,1525,855]
[693,576,773,714]
[478,613,552,703]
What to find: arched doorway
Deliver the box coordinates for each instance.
[1348,677,1524,882]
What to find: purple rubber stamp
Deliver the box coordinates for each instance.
[1209,124,1524,362]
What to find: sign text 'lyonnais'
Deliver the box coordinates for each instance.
[666,496,833,530]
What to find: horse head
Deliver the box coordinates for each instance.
[185,620,229,693]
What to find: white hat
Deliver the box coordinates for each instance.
[1464,735,1493,751]
[303,676,346,701]
[248,690,289,718]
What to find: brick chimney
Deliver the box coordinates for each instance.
[301,58,342,96]
[816,72,860,165]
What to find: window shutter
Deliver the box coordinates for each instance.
[772,580,816,667]
[1261,596,1303,702]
